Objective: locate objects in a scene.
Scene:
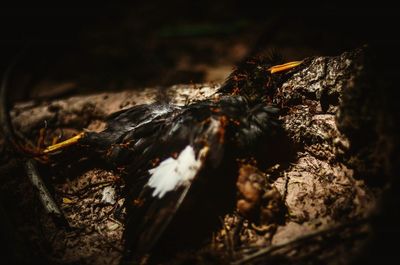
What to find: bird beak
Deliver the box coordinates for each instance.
[43,132,85,153]
[268,61,303,74]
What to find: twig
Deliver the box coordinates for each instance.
[231,218,369,265]
[0,48,69,227]
[0,50,22,147]
[24,160,67,221]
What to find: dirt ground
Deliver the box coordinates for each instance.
[1,47,394,265]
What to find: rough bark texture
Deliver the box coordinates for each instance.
[0,46,394,265]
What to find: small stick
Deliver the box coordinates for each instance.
[24,159,68,226]
[1,48,69,228]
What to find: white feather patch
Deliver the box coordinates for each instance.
[147,145,207,198]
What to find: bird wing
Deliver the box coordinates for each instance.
[124,145,210,260]
[122,100,228,260]
[105,103,179,136]
[235,103,280,148]
[120,96,280,260]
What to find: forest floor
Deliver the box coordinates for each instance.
[1,4,398,265]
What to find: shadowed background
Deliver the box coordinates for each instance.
[0,2,397,102]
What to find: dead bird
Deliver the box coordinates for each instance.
[36,55,303,263]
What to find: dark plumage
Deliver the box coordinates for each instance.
[218,52,285,101]
[83,96,280,263]
[46,54,302,263]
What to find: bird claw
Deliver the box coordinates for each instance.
[43,132,85,154]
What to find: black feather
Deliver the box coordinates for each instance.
[70,53,301,263]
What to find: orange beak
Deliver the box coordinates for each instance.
[268,61,303,74]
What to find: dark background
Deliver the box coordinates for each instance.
[0,3,398,102]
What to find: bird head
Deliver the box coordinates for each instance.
[219,53,302,102]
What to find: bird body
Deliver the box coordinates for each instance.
[42,55,302,263]
[79,94,280,262]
